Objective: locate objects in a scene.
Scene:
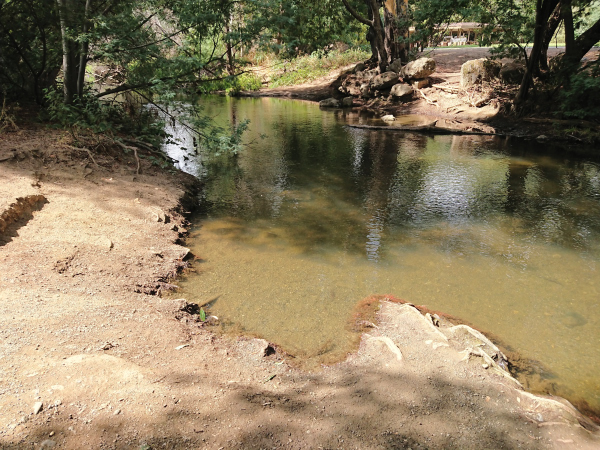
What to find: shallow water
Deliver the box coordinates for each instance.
[166,97,600,413]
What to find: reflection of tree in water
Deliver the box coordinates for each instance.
[200,100,600,260]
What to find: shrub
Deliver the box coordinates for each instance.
[557,62,600,121]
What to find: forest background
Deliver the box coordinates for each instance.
[1,0,599,149]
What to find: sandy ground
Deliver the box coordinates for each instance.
[1,48,600,449]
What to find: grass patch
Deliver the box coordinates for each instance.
[269,48,370,88]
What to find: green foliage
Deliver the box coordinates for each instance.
[198,72,263,95]
[0,0,62,103]
[44,87,165,146]
[199,308,206,322]
[250,0,366,56]
[557,62,600,120]
[269,48,370,87]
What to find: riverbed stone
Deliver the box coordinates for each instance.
[381,115,395,122]
[399,58,436,80]
[370,71,400,90]
[319,98,340,108]
[341,96,354,107]
[461,58,501,87]
[391,84,414,101]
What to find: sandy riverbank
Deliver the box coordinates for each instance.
[1,116,599,449]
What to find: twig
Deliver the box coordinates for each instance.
[431,83,460,93]
[113,139,141,174]
[417,89,439,107]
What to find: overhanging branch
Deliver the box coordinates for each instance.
[341,0,373,27]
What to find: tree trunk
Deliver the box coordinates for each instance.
[383,0,408,63]
[76,0,92,98]
[56,0,80,104]
[369,0,388,71]
[514,0,560,106]
[539,2,561,73]
[564,17,600,66]
[225,16,235,76]
[561,0,575,58]
[341,0,389,71]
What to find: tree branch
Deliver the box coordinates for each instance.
[341,0,373,26]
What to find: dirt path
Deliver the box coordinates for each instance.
[1,120,599,448]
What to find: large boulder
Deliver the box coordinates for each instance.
[499,62,525,84]
[319,98,340,108]
[460,59,501,88]
[370,71,400,90]
[390,83,414,101]
[399,58,436,80]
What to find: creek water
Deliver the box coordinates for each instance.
[164,96,600,414]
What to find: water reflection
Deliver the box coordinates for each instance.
[168,96,600,413]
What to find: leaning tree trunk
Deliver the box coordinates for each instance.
[563,17,600,67]
[514,0,560,106]
[538,2,562,74]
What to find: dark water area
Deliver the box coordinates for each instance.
[164,96,600,415]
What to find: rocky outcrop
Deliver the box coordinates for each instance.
[399,58,436,80]
[460,59,501,87]
[371,71,400,90]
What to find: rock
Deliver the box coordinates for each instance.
[400,58,436,80]
[386,58,403,73]
[460,58,501,87]
[33,401,43,414]
[319,98,340,108]
[536,135,548,141]
[370,71,400,90]
[499,62,525,84]
[97,236,113,250]
[390,84,414,101]
[381,115,395,122]
[341,97,354,107]
[360,83,372,98]
[40,440,56,449]
[339,76,362,96]
[363,68,379,79]
[113,408,121,415]
[353,62,366,73]
[411,78,430,89]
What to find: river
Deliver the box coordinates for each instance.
[164,96,600,415]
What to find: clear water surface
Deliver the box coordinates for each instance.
[164,96,600,414]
